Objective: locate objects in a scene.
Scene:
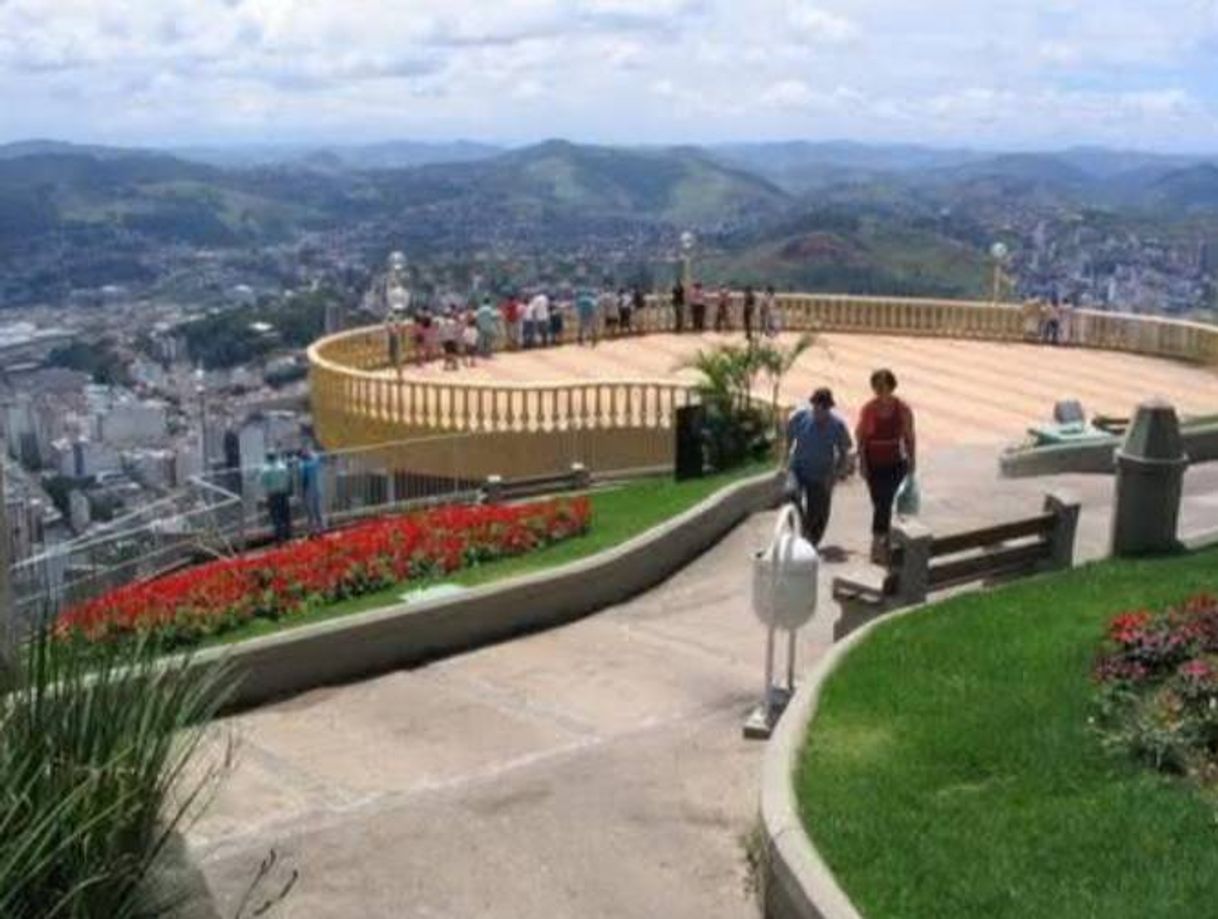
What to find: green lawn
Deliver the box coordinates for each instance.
[213,463,774,646]
[796,546,1218,919]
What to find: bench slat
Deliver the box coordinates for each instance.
[928,541,1050,589]
[930,514,1055,558]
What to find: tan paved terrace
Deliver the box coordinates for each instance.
[372,332,1218,452]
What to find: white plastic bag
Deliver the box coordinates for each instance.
[895,473,920,517]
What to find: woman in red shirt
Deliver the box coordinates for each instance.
[855,368,917,563]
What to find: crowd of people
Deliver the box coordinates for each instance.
[383,281,789,371]
[259,445,325,544]
[784,368,917,566]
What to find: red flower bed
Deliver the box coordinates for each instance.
[58,497,591,646]
[1092,593,1218,779]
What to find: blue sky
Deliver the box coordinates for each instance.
[2,0,1216,151]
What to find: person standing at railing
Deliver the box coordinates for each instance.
[461,312,479,367]
[531,291,551,347]
[298,445,324,537]
[856,369,917,565]
[617,287,633,335]
[631,286,646,333]
[261,451,293,544]
[671,280,686,333]
[501,295,522,350]
[761,285,778,338]
[714,285,731,332]
[550,294,567,345]
[691,282,707,332]
[577,288,599,346]
[476,296,498,357]
[1042,297,1062,345]
[743,285,757,341]
[522,292,537,349]
[600,285,619,337]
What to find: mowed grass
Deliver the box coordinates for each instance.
[796,546,1218,919]
[214,463,774,646]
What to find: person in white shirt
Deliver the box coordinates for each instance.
[439,312,460,370]
[599,287,619,337]
[531,292,551,346]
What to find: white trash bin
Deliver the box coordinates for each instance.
[745,505,819,739]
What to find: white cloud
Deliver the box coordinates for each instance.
[760,79,816,108]
[785,3,860,44]
[1,0,1217,148]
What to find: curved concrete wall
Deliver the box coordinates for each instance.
[188,470,783,713]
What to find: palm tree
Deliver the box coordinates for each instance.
[753,332,818,447]
[675,344,771,470]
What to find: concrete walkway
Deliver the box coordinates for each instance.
[187,446,1218,918]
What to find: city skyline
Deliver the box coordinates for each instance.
[4,0,1218,152]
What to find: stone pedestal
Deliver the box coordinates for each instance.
[1111,400,1188,557]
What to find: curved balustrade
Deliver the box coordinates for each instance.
[309,294,1218,472]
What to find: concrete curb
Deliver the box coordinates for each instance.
[760,598,930,919]
[188,470,783,712]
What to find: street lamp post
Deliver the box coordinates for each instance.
[0,445,12,677]
[680,231,696,291]
[990,241,1009,305]
[195,366,208,476]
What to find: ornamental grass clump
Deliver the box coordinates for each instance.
[1092,593,1218,780]
[0,626,232,918]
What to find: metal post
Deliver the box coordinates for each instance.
[786,628,797,693]
[0,451,14,676]
[762,623,776,720]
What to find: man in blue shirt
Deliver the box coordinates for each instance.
[785,388,853,547]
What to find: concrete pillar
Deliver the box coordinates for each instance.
[1111,400,1188,557]
[1043,490,1080,571]
[891,519,932,606]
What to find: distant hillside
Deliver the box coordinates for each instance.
[1137,164,1218,213]
[708,140,984,192]
[174,140,504,170]
[469,140,789,224]
[705,211,989,298]
[0,151,323,246]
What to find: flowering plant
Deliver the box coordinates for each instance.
[57,497,591,647]
[1092,593,1218,779]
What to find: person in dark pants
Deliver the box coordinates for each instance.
[785,388,853,547]
[855,369,917,564]
[260,451,293,543]
[671,281,686,332]
[742,285,757,341]
[690,282,707,331]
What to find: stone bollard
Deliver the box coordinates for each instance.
[483,475,503,505]
[570,462,591,491]
[890,519,932,606]
[1111,400,1188,557]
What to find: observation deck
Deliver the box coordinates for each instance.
[308,295,1218,479]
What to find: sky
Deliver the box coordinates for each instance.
[2,0,1218,152]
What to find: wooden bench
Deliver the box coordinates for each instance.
[481,463,591,504]
[832,490,1080,610]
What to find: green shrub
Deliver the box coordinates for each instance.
[0,627,232,917]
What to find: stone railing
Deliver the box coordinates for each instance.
[309,294,1218,477]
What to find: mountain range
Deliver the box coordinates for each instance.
[3,136,1218,306]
